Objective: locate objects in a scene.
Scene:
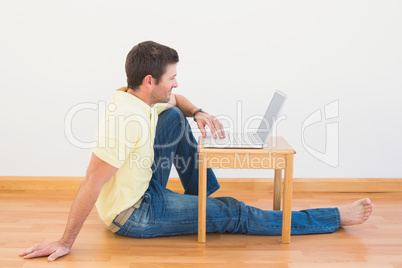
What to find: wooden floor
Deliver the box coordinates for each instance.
[1,184,402,267]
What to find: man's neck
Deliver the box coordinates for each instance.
[126,88,154,107]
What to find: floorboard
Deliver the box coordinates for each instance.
[1,186,401,267]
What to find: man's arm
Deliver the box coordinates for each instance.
[166,94,225,139]
[19,153,118,262]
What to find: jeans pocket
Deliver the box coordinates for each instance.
[142,193,153,223]
[121,201,152,237]
[127,193,152,225]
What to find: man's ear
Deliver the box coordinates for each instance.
[142,75,154,89]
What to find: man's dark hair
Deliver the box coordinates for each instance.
[125,41,179,90]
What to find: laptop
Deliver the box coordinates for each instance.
[203,90,287,148]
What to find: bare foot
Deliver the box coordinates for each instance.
[339,198,374,226]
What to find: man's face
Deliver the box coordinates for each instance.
[150,63,178,104]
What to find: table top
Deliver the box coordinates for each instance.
[198,136,296,154]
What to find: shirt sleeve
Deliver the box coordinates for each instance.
[92,110,142,168]
[154,103,168,115]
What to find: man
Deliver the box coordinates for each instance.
[20,41,373,262]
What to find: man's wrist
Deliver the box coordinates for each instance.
[60,237,74,249]
[192,108,204,122]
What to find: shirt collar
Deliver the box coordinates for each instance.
[114,87,154,116]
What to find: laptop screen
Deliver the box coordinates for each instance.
[256,91,287,143]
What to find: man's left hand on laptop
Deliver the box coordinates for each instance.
[194,112,226,139]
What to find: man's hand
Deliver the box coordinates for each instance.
[195,112,226,139]
[19,154,117,262]
[19,239,71,262]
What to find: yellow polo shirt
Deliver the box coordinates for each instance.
[93,87,167,226]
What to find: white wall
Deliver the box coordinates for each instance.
[0,0,401,178]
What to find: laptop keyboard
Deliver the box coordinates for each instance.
[204,132,261,146]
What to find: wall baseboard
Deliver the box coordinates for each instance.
[1,176,401,193]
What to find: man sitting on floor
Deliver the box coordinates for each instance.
[20,41,373,262]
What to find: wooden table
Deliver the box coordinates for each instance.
[198,136,296,244]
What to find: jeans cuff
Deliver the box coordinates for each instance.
[333,207,341,229]
[207,184,220,196]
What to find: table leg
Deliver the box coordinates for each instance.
[281,154,294,244]
[273,169,282,210]
[198,153,207,243]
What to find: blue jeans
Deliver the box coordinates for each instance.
[115,107,341,238]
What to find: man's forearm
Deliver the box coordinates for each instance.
[173,93,225,139]
[20,154,117,261]
[61,178,103,247]
[174,94,200,117]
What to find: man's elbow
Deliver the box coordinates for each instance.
[170,94,177,107]
[82,173,109,193]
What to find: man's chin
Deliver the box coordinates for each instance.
[157,97,170,103]
[164,94,172,103]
